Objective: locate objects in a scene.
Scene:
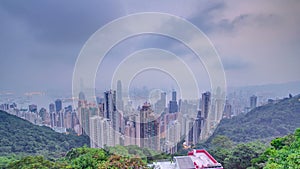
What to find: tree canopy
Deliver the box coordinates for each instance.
[210,94,300,143]
[0,110,89,160]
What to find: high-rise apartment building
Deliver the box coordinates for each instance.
[165,120,181,154]
[169,90,178,113]
[124,121,136,146]
[116,80,124,111]
[200,92,211,140]
[104,90,116,119]
[55,99,62,113]
[155,92,167,114]
[223,100,232,119]
[49,103,55,113]
[250,95,257,110]
[201,92,211,119]
[140,103,160,151]
[89,116,114,148]
[104,90,121,145]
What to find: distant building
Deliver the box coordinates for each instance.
[104,90,116,119]
[223,100,232,118]
[57,110,64,127]
[124,121,136,146]
[55,99,62,113]
[140,102,160,151]
[165,120,181,154]
[78,105,90,135]
[28,104,37,113]
[64,105,72,129]
[105,90,122,144]
[201,92,211,119]
[200,92,211,140]
[155,92,167,114]
[49,103,55,113]
[79,91,86,101]
[49,111,56,128]
[192,111,202,145]
[38,107,47,121]
[89,116,114,148]
[250,95,257,110]
[116,80,124,111]
[169,90,178,113]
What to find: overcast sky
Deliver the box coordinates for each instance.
[1,0,300,94]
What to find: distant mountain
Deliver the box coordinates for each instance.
[209,94,300,143]
[229,81,300,98]
[0,110,89,159]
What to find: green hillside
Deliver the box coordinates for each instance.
[0,110,89,159]
[210,94,300,143]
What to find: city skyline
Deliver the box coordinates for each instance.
[1,0,300,93]
[0,87,214,153]
[0,81,296,154]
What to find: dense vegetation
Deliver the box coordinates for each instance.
[205,136,267,169]
[4,130,299,169]
[107,145,171,163]
[4,145,171,169]
[0,110,89,161]
[203,128,300,169]
[210,94,300,143]
[6,146,148,169]
[252,128,300,169]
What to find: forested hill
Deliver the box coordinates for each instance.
[210,94,300,143]
[0,110,89,159]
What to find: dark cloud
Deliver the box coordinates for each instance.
[188,0,226,33]
[1,0,300,92]
[0,0,125,91]
[213,13,281,34]
[0,1,124,44]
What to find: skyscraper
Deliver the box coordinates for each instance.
[54,99,63,127]
[201,92,211,119]
[140,102,160,151]
[200,92,211,140]
[89,116,102,148]
[89,116,114,148]
[169,90,178,113]
[55,99,62,113]
[214,98,223,122]
[104,90,121,145]
[49,103,55,113]
[154,92,166,114]
[49,103,56,127]
[116,80,124,111]
[78,105,91,135]
[165,120,181,154]
[28,104,37,113]
[172,90,176,101]
[124,121,136,146]
[104,90,116,119]
[223,100,232,119]
[79,91,86,101]
[250,95,257,110]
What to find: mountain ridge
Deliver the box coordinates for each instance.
[0,110,89,159]
[209,94,300,143]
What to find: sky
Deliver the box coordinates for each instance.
[1,0,300,95]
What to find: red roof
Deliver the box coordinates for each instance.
[187,149,223,169]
